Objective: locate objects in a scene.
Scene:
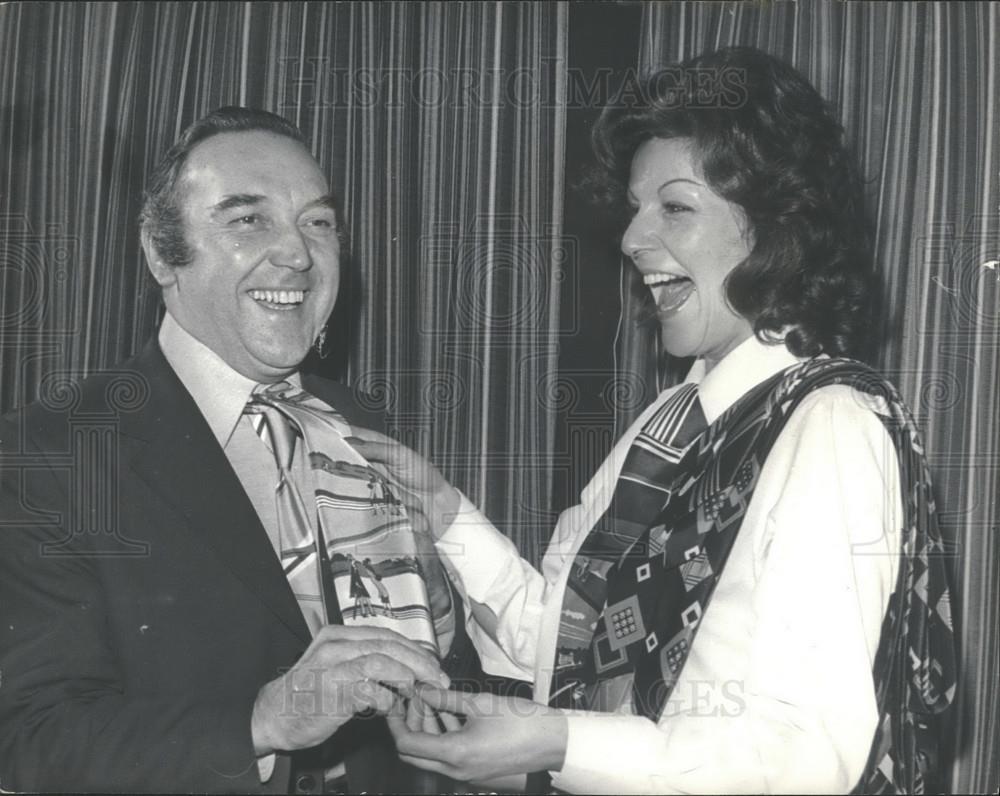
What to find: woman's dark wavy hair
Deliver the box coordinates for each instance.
[140,106,346,268]
[592,46,874,359]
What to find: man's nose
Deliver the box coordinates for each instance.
[270,224,312,270]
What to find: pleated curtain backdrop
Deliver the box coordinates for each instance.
[327,2,568,565]
[611,3,997,792]
[0,0,567,563]
[1,1,998,792]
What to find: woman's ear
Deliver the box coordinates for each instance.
[140,225,177,288]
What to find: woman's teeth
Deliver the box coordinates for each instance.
[642,273,688,287]
[249,289,305,306]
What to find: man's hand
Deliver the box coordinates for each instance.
[251,625,449,755]
[344,428,460,541]
[387,686,568,784]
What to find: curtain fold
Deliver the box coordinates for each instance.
[629,4,999,792]
[0,0,567,562]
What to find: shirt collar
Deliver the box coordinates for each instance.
[158,312,302,447]
[687,335,805,425]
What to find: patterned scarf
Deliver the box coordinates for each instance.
[548,382,707,707]
[553,358,956,793]
[246,381,442,655]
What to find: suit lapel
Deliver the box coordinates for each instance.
[124,339,311,645]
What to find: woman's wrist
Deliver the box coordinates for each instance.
[538,711,569,772]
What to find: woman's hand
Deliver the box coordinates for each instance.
[387,686,568,784]
[345,427,461,541]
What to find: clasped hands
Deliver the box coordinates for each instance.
[251,624,451,755]
[251,623,566,784]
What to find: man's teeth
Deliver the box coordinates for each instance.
[642,273,689,286]
[249,289,305,304]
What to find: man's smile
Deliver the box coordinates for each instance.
[248,288,307,309]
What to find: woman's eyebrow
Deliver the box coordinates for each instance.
[658,177,701,191]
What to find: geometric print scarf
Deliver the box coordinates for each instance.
[552,358,957,793]
[244,381,441,656]
[548,383,707,708]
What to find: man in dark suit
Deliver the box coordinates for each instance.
[0,107,472,793]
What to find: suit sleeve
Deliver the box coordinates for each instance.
[0,420,277,794]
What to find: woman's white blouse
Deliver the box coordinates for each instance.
[438,336,901,794]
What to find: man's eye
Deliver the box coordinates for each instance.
[231,214,261,225]
[304,216,338,233]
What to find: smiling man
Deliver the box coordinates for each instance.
[142,127,342,382]
[0,107,473,794]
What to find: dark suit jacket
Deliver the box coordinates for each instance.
[0,338,475,793]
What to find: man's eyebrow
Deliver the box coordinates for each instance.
[308,194,340,211]
[212,194,265,213]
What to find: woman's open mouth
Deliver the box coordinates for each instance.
[643,273,694,316]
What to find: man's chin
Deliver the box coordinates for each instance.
[242,344,312,382]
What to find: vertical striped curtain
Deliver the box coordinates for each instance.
[328,2,568,563]
[621,3,997,792]
[3,1,996,790]
[0,1,567,560]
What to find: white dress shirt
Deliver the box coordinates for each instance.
[438,335,902,794]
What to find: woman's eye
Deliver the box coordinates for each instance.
[662,202,690,214]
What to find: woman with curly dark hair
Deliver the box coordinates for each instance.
[595,46,875,363]
[352,46,956,794]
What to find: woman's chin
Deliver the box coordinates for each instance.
[659,330,698,361]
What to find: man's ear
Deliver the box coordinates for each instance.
[140,225,178,288]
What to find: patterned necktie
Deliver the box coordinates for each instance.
[244,382,440,654]
[548,383,707,708]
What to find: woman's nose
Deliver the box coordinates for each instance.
[620,210,648,259]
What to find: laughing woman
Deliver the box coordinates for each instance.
[351,47,956,794]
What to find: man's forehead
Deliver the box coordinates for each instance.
[186,128,317,163]
[179,130,329,205]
